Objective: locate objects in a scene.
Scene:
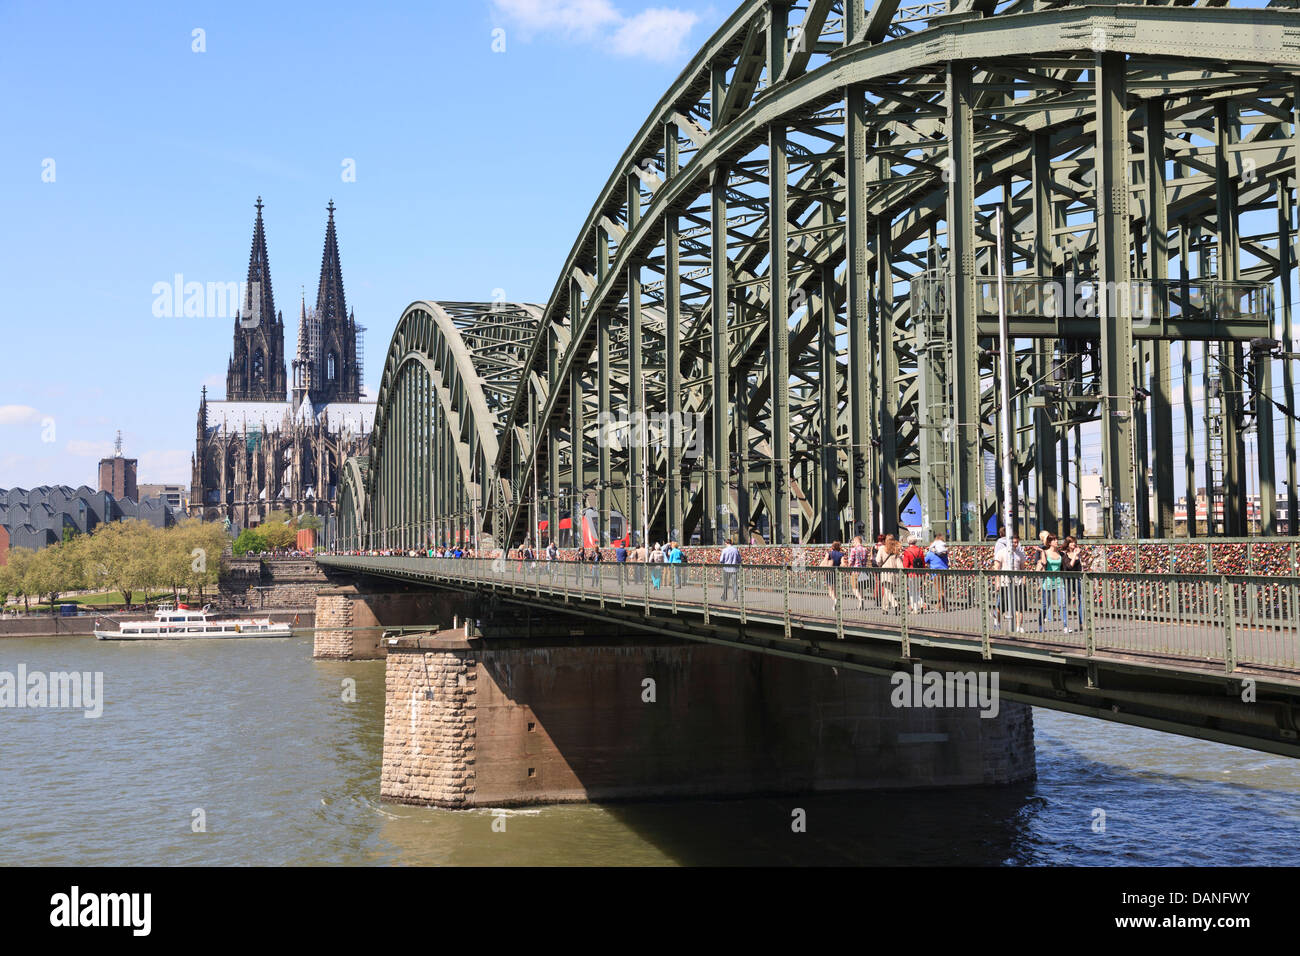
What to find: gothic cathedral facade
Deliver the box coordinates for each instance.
[190,199,375,530]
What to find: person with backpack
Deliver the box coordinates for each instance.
[903,534,926,612]
[822,540,845,607]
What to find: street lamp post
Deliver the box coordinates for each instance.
[995,205,1016,538]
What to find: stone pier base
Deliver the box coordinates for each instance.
[312,587,474,660]
[381,631,1036,807]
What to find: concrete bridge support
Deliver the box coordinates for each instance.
[380,621,1036,808]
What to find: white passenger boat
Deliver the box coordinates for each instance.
[93,602,293,640]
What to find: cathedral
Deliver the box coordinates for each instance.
[190,198,375,529]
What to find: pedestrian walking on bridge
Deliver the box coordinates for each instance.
[667,542,684,588]
[822,541,845,607]
[1036,534,1066,632]
[720,538,741,601]
[1062,535,1083,633]
[847,535,870,609]
[631,542,646,583]
[649,542,664,589]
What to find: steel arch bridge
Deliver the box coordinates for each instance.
[339,0,1300,553]
[359,301,542,548]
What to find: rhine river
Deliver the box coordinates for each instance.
[1,632,1297,866]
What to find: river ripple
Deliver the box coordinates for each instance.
[0,634,1296,865]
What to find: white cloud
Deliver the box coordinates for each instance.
[0,405,43,426]
[610,8,699,60]
[494,0,620,37]
[139,449,193,484]
[67,439,114,457]
[493,0,698,60]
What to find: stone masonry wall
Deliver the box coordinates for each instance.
[980,694,1036,784]
[382,633,1037,808]
[220,558,333,609]
[313,590,357,659]
[313,588,478,660]
[383,635,477,806]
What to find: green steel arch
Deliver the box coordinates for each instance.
[491,0,1300,549]
[347,0,1300,552]
[336,455,368,550]
[341,301,540,550]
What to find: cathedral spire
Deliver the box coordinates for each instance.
[312,200,360,403]
[243,196,277,329]
[316,199,347,326]
[293,291,313,410]
[227,197,288,402]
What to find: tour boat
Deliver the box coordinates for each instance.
[93,602,293,640]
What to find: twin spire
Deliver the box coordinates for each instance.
[317,199,347,328]
[240,195,277,331]
[228,198,360,405]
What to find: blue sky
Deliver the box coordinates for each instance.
[0,0,1289,511]
[0,0,722,488]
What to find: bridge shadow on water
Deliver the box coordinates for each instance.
[360,782,1047,866]
[355,731,1300,866]
[362,709,1300,866]
[588,784,1043,866]
[482,725,1300,866]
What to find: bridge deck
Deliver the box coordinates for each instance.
[318,556,1300,681]
[318,555,1300,755]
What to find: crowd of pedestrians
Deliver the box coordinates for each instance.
[328,526,1089,633]
[991,527,1085,633]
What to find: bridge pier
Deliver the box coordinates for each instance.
[381,620,1036,808]
[312,585,475,660]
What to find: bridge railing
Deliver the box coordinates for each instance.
[317,556,1300,675]
[435,540,1300,577]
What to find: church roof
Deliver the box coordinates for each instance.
[204,399,375,438]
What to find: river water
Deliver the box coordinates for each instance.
[1,633,1297,866]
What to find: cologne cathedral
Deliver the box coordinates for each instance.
[190,199,375,529]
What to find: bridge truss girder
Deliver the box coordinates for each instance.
[343,0,1300,551]
[350,301,540,550]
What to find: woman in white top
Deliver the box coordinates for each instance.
[996,535,1027,632]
